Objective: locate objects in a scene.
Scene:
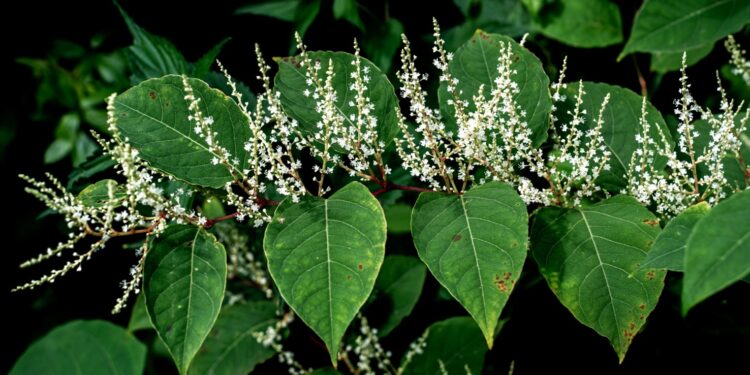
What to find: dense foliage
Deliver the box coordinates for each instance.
[5,0,750,374]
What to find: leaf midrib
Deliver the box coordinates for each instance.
[181,229,201,371]
[459,195,489,331]
[324,200,335,353]
[579,209,621,351]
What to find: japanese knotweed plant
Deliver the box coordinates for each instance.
[13,20,750,374]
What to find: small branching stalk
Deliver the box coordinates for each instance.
[626,53,749,217]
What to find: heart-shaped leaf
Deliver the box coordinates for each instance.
[264,181,386,364]
[531,195,665,362]
[411,182,528,347]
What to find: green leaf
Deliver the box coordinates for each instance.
[362,18,404,72]
[264,182,386,364]
[620,0,750,59]
[521,0,551,16]
[55,113,80,141]
[78,179,126,208]
[293,0,321,44]
[203,71,257,110]
[275,51,400,146]
[530,195,665,362]
[369,255,427,336]
[73,133,99,167]
[650,43,714,73]
[193,38,231,79]
[411,182,528,347]
[445,0,532,50]
[438,30,552,147]
[116,3,190,83]
[189,302,277,375]
[10,320,146,375]
[639,202,710,272]
[44,139,73,164]
[202,196,227,219]
[114,75,252,188]
[535,0,623,48]
[333,0,363,30]
[399,316,487,375]
[67,153,116,190]
[558,82,673,191]
[144,225,227,374]
[235,0,300,22]
[128,294,153,333]
[384,203,412,234]
[683,189,750,314]
[309,368,343,375]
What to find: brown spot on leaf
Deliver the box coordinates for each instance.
[503,272,512,280]
[452,234,462,242]
[497,280,507,292]
[149,90,157,100]
[346,275,352,280]
[357,263,363,270]
[629,322,636,330]
[646,271,655,280]
[639,304,646,310]
[643,218,660,227]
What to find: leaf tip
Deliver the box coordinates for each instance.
[330,350,339,369]
[616,49,630,62]
[483,330,495,350]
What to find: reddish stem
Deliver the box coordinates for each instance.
[204,197,279,228]
[389,183,432,193]
[371,181,433,197]
[204,212,239,228]
[372,188,388,197]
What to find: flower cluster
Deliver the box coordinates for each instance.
[285,34,392,195]
[15,94,201,313]
[626,53,749,217]
[253,311,310,375]
[339,314,394,375]
[395,22,464,193]
[213,222,273,299]
[726,35,750,86]
[543,69,612,207]
[396,20,612,205]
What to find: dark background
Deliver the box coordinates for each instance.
[2,1,749,373]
